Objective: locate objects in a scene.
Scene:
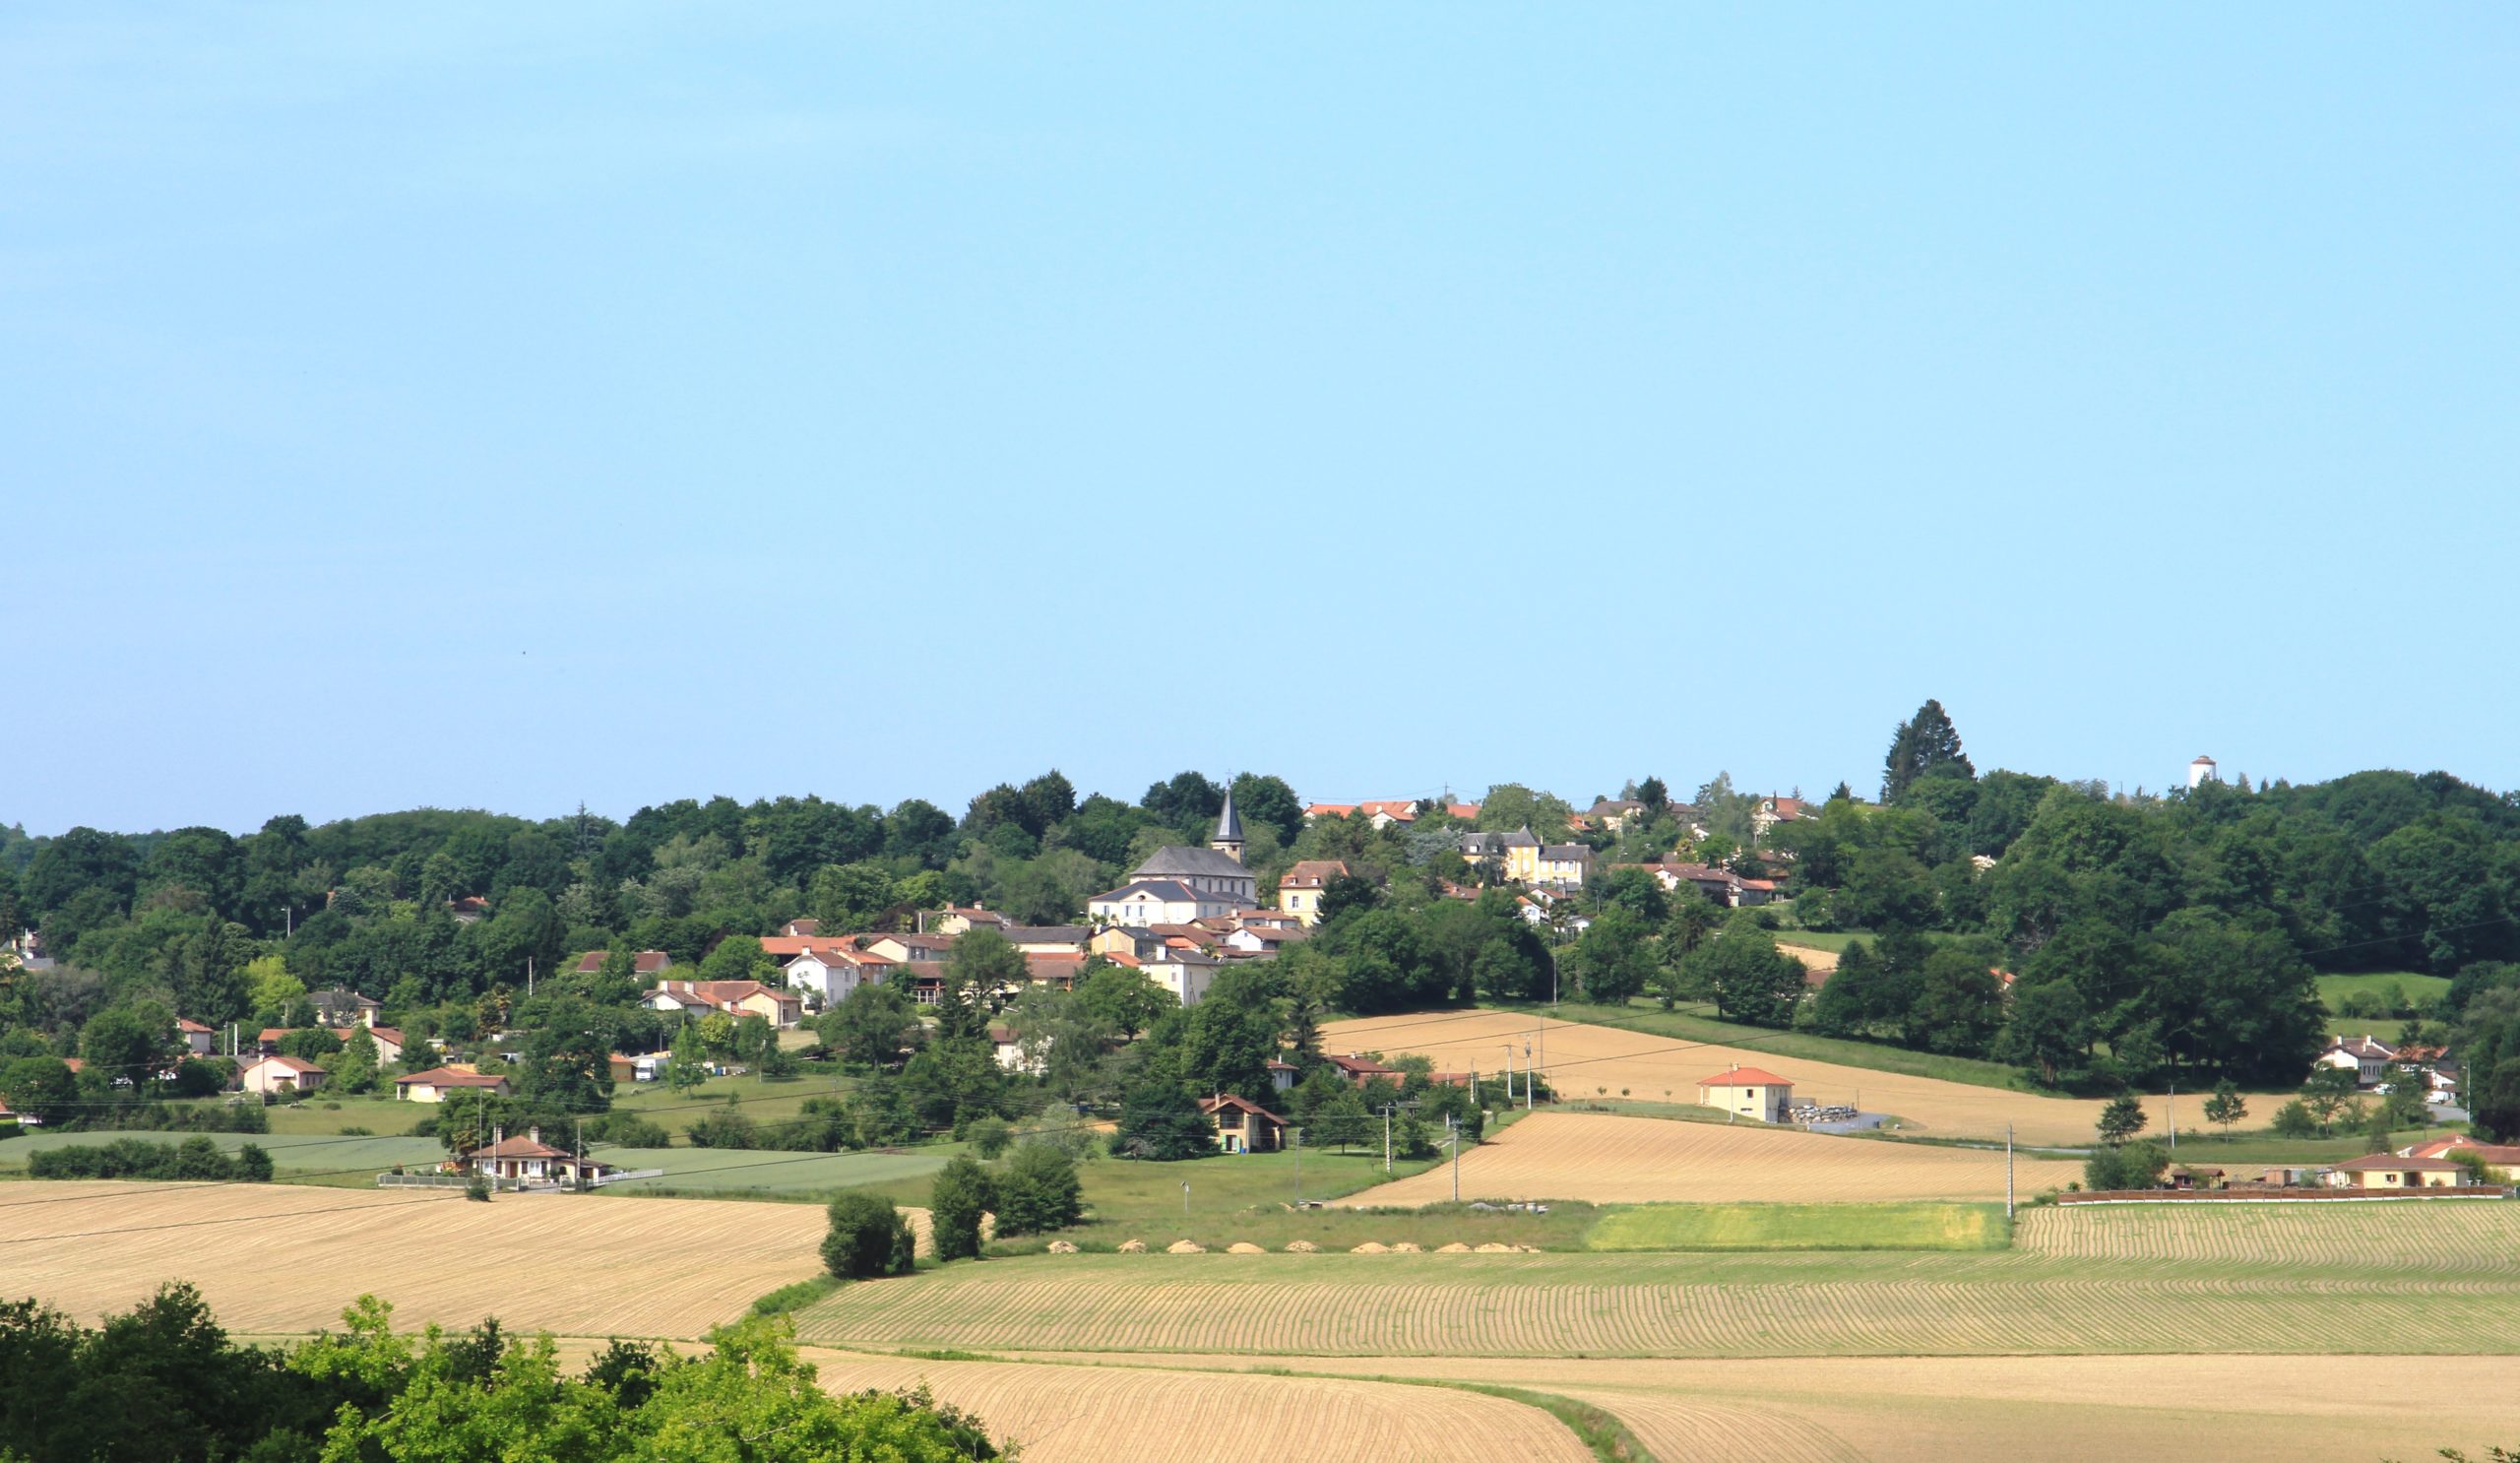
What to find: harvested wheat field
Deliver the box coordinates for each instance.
[1335,1112,2082,1206]
[790,1242,2520,1359]
[1058,1352,2520,1463]
[0,1182,822,1336]
[1328,1009,2198,1144]
[2017,1198,2520,1269]
[795,1348,1591,1463]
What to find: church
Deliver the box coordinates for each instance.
[1087,793,1259,924]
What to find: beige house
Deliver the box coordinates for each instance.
[2328,1154,2466,1190]
[394,1066,514,1103]
[1696,1065,1794,1123]
[1276,860,1349,925]
[1198,1094,1287,1154]
[175,1018,216,1056]
[239,1055,328,1096]
[642,979,804,1029]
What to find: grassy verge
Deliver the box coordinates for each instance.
[993,1200,1603,1254]
[1450,1383,1650,1462]
[1516,999,2030,1091]
[748,1275,842,1317]
[1588,1201,2009,1252]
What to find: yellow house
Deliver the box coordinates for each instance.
[1276,860,1350,925]
[2328,1155,2465,1189]
[1696,1065,1794,1122]
[1530,842,1594,888]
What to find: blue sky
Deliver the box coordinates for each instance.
[7,6,2515,836]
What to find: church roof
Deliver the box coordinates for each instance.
[1129,845,1255,881]
[1214,789,1244,844]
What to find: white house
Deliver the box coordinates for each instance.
[175,1018,216,1057]
[394,1066,514,1103]
[1696,1065,1794,1123]
[1089,878,1243,926]
[239,1055,328,1097]
[2320,1035,2396,1087]
[1137,948,1221,1007]
[783,944,893,1010]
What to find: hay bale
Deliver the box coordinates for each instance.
[1435,1241,1473,1252]
[1392,1241,1423,1253]
[1475,1241,1516,1252]
[1284,1240,1320,1253]
[1046,1240,1079,1254]
[1350,1241,1390,1254]
[1166,1240,1206,1254]
[1117,1240,1147,1254]
[1228,1241,1267,1254]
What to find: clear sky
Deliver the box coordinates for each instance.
[7,6,2515,836]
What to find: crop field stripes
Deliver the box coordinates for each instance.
[791,1244,2520,1360]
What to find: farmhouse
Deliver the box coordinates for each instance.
[642,979,803,1029]
[395,1066,514,1103]
[2320,1035,2396,1087]
[2328,1154,2466,1190]
[1697,1065,1795,1123]
[309,987,381,1028]
[1324,1052,1399,1088]
[1276,859,1350,925]
[175,1018,216,1056]
[465,1128,609,1187]
[239,1055,327,1096]
[1199,1093,1287,1154]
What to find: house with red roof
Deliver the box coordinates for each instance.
[2328,1154,2466,1190]
[642,979,803,1029]
[1276,859,1350,925]
[1696,1065,1795,1123]
[1199,1093,1288,1154]
[239,1054,328,1097]
[1324,1052,1399,1089]
[174,1018,216,1057]
[394,1066,515,1103]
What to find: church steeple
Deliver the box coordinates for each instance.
[1210,788,1245,864]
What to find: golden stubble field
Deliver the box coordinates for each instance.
[0,1182,823,1336]
[1337,1111,2083,1206]
[1035,1352,2520,1463]
[796,1348,1592,1463]
[1328,1009,2198,1145]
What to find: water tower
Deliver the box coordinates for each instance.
[2187,755,2218,791]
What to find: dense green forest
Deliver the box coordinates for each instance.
[8,711,2520,1136]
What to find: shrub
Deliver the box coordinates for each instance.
[822,1191,917,1280]
[991,1143,1082,1237]
[1112,1084,1215,1162]
[965,1115,1013,1160]
[2083,1140,2171,1191]
[928,1156,994,1262]
[2269,1099,2319,1137]
[27,1137,272,1182]
[589,1113,670,1149]
[465,1177,491,1201]
[686,1109,759,1150]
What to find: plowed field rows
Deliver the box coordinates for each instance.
[0,1182,823,1336]
[790,1249,2520,1359]
[1328,1009,2196,1144]
[794,1349,1591,1462]
[1336,1112,2082,1206]
[2018,1199,2520,1269]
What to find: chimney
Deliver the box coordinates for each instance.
[529,1126,539,1146]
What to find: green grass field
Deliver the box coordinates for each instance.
[596,1145,952,1198]
[790,1201,2520,1360]
[0,1128,444,1184]
[2315,971,2449,1011]
[1587,1201,2008,1252]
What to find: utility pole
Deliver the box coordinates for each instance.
[2005,1123,2015,1223]
[1292,1127,1302,1207]
[2168,1079,2176,1153]
[283,906,291,938]
[1524,1039,1534,1111]
[1381,1104,1395,1175]
[1448,1113,1460,1201]
[1182,1180,1191,1217]
[527,958,535,999]
[1502,1044,1514,1104]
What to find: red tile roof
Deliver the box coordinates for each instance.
[396,1066,511,1089]
[1698,1066,1794,1089]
